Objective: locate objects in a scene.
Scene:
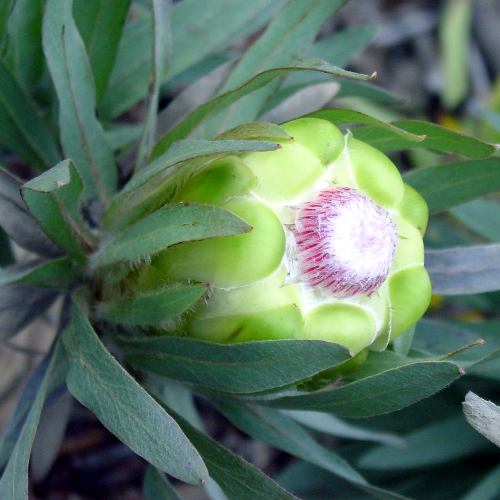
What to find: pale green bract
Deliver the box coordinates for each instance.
[136,118,431,354]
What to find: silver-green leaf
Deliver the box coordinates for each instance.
[21,160,92,257]
[426,244,500,295]
[98,285,207,326]
[63,302,208,484]
[262,351,462,418]
[0,341,67,500]
[42,0,117,200]
[122,336,350,394]
[93,203,251,268]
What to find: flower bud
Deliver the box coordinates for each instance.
[138,118,431,354]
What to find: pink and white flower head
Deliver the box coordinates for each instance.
[295,187,397,297]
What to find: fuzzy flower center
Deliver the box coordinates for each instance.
[294,187,397,297]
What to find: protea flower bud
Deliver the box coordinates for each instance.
[137,118,431,354]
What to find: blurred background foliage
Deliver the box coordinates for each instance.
[0,0,499,498]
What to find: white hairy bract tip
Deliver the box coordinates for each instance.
[294,187,397,297]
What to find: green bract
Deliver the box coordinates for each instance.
[137,117,431,354]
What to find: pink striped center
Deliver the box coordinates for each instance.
[294,187,397,297]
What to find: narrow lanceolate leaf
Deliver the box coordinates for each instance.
[21,160,93,257]
[0,284,57,340]
[127,139,279,193]
[98,285,207,326]
[143,465,181,500]
[201,0,348,135]
[404,158,500,214]
[30,390,73,482]
[0,59,60,170]
[94,203,250,268]
[440,0,471,108]
[262,351,462,418]
[426,244,500,295]
[73,0,131,100]
[0,257,77,288]
[216,402,406,500]
[135,0,172,170]
[451,200,500,241]
[283,411,404,447]
[463,392,500,447]
[98,16,151,119]
[4,0,44,90]
[353,120,496,158]
[168,407,296,500]
[0,168,59,256]
[413,319,500,370]
[122,337,350,394]
[152,60,373,157]
[217,122,292,142]
[167,0,283,83]
[265,24,379,111]
[63,302,208,484]
[0,349,66,468]
[106,138,280,229]
[0,341,66,500]
[42,0,117,200]
[308,109,425,143]
[358,415,489,471]
[100,0,281,119]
